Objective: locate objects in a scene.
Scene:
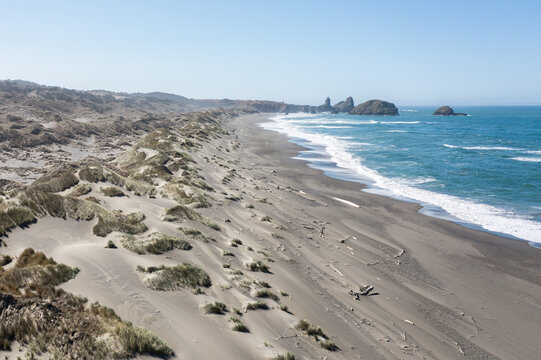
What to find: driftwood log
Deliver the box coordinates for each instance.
[348,285,374,299]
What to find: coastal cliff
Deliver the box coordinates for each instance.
[349,99,399,116]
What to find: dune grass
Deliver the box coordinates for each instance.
[274,353,296,360]
[145,263,211,291]
[122,233,192,254]
[202,302,227,315]
[255,289,279,302]
[230,317,250,333]
[0,205,37,237]
[245,301,269,311]
[100,186,126,197]
[1,248,173,358]
[246,260,270,273]
[93,211,147,237]
[68,183,92,197]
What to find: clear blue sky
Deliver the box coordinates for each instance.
[1,0,540,105]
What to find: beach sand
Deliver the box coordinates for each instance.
[3,113,541,359]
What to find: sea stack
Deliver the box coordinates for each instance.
[316,97,334,113]
[433,106,467,116]
[349,99,399,116]
[333,96,354,113]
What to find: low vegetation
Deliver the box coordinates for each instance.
[145,263,211,291]
[105,240,117,249]
[0,248,173,358]
[100,186,126,197]
[255,289,279,302]
[202,302,227,315]
[93,211,147,237]
[122,232,191,254]
[274,353,296,360]
[246,260,270,273]
[245,301,269,311]
[68,183,92,197]
[230,317,250,333]
[295,320,338,351]
[0,205,37,237]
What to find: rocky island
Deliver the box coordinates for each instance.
[433,106,468,116]
[333,96,355,113]
[348,99,399,116]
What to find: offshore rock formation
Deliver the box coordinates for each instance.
[433,106,467,116]
[315,97,334,113]
[349,99,399,116]
[333,97,354,113]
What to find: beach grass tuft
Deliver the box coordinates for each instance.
[145,263,211,291]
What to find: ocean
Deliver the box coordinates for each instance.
[261,107,541,245]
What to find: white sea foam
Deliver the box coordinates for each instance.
[312,125,353,129]
[512,157,541,163]
[400,109,419,112]
[367,120,421,125]
[262,114,541,243]
[444,144,523,151]
[523,150,541,154]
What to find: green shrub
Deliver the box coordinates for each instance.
[261,216,272,222]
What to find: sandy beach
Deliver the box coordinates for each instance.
[3,112,541,360]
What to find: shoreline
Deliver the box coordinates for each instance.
[231,113,541,359]
[261,112,541,245]
[246,113,541,285]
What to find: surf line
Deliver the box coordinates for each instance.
[332,197,360,208]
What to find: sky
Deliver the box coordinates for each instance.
[1,0,540,106]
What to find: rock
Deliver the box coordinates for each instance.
[333,97,354,113]
[433,106,467,116]
[315,97,334,113]
[349,99,398,116]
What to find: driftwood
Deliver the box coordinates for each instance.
[348,285,374,299]
[329,263,344,277]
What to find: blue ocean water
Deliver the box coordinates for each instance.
[261,107,541,244]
